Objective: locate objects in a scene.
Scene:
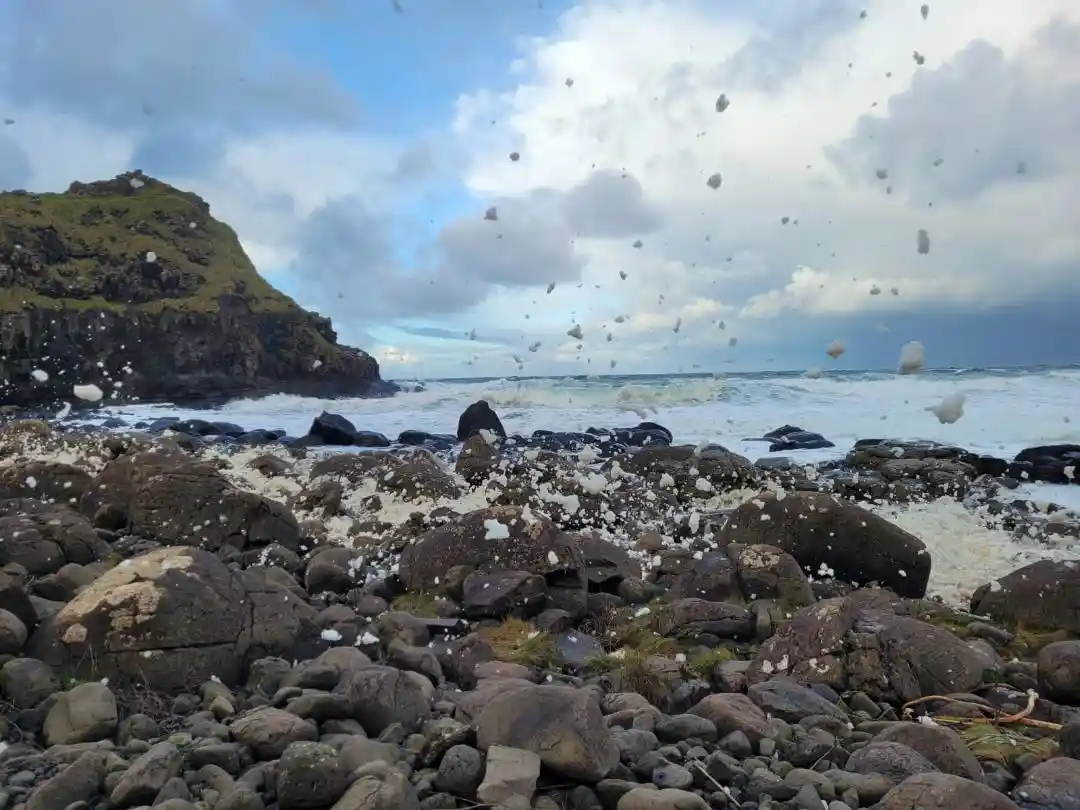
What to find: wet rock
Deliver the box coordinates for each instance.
[762,425,835,452]
[308,411,361,445]
[456,433,501,484]
[720,491,931,598]
[457,400,506,442]
[972,560,1080,633]
[1013,444,1080,484]
[621,445,756,493]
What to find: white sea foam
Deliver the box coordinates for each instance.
[91,368,1080,463]
[55,367,1080,607]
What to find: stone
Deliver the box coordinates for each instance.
[689,693,772,745]
[617,787,710,810]
[38,547,317,692]
[473,683,619,782]
[229,707,318,759]
[26,750,110,810]
[434,744,484,795]
[277,741,350,809]
[43,682,118,746]
[0,656,60,708]
[109,742,184,808]
[476,746,542,808]
[876,772,1020,809]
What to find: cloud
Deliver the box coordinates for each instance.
[285,165,665,325]
[561,170,663,237]
[438,0,1080,376]
[3,0,1079,378]
[826,23,1080,202]
[0,0,356,132]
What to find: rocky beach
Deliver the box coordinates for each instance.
[0,402,1078,810]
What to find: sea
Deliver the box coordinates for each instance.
[67,365,1080,606]
[85,365,1080,511]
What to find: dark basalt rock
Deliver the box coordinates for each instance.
[457,400,506,442]
[1011,444,1080,484]
[748,424,836,452]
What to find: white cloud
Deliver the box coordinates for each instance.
[4,0,1079,378]
[440,0,1080,375]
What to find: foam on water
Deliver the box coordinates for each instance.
[74,366,1080,608]
[95,367,1080,462]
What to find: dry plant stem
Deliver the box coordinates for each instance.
[901,691,1063,730]
[691,761,743,809]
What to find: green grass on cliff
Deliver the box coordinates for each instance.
[0,173,302,316]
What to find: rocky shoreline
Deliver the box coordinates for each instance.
[0,402,1078,810]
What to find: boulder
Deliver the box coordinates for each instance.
[399,506,586,595]
[457,400,506,442]
[80,447,301,551]
[877,772,1020,809]
[720,491,931,598]
[745,592,986,702]
[473,683,619,782]
[971,560,1080,633]
[32,547,318,692]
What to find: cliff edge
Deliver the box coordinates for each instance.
[0,171,395,407]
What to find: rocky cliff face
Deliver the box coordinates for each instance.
[0,171,394,407]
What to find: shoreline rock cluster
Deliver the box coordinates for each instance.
[0,403,1078,810]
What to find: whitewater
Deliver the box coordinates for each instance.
[87,364,1080,510]
[45,365,1080,606]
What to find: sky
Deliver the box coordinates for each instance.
[1,0,1079,380]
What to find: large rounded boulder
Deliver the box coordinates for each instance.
[399,505,585,594]
[31,547,317,692]
[720,491,930,598]
[80,447,301,552]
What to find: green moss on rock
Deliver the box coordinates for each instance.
[0,172,393,407]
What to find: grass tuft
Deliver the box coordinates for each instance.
[0,175,308,317]
[478,618,559,669]
[683,647,735,679]
[390,591,441,617]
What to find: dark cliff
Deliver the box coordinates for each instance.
[0,171,395,408]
